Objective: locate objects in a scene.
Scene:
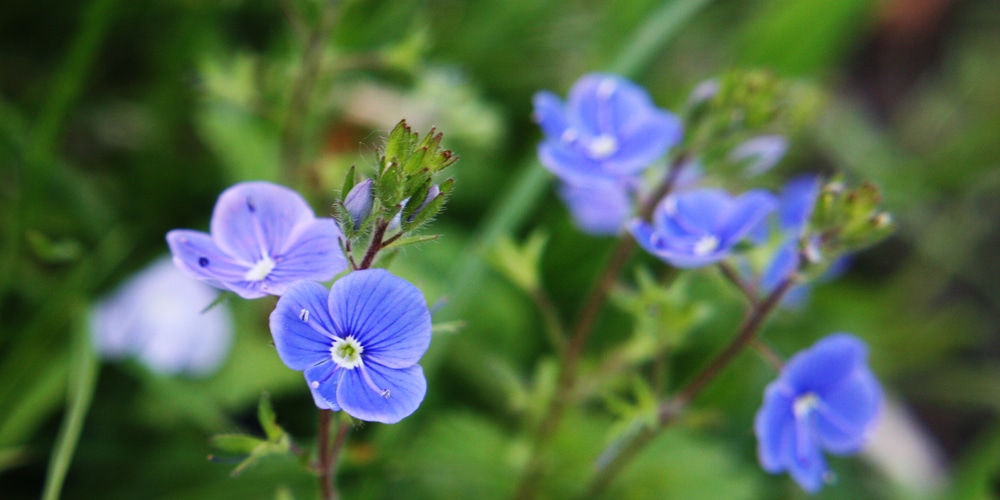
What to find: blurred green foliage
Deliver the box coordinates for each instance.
[2,0,1000,498]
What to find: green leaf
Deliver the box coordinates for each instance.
[381,234,439,252]
[401,190,447,232]
[211,434,265,455]
[340,165,357,201]
[258,393,284,442]
[402,178,432,223]
[383,120,417,172]
[376,162,405,210]
[485,230,549,293]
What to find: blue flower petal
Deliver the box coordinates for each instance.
[165,229,259,298]
[558,179,633,235]
[731,135,789,176]
[305,373,341,411]
[329,269,431,369]
[815,368,882,454]
[717,190,777,248]
[538,141,607,182]
[755,382,796,473]
[337,363,427,424]
[567,74,620,137]
[779,175,821,234]
[762,239,800,293]
[270,281,339,370]
[668,189,731,233]
[265,218,347,295]
[783,334,868,395]
[210,182,314,264]
[532,91,567,139]
[608,109,682,176]
[783,427,827,495]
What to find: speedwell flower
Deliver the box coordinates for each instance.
[269,269,431,424]
[628,188,775,268]
[167,181,347,299]
[90,257,233,377]
[533,73,682,182]
[755,334,882,493]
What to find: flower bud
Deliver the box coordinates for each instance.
[343,178,373,230]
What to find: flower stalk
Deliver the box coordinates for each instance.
[583,277,794,497]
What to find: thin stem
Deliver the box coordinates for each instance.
[358,219,389,270]
[531,289,568,352]
[326,418,352,500]
[514,159,687,499]
[584,277,794,497]
[750,339,785,371]
[317,410,334,500]
[718,261,757,305]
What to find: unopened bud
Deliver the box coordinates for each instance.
[343,179,373,230]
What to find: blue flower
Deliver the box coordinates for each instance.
[167,181,347,299]
[90,257,233,377]
[269,269,431,424]
[628,188,775,268]
[533,73,682,182]
[557,178,636,236]
[755,334,882,493]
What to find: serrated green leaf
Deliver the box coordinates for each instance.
[401,145,429,175]
[402,179,432,222]
[383,120,414,170]
[376,162,405,208]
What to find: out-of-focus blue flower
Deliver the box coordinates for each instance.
[754,334,882,493]
[167,181,347,299]
[628,188,775,268]
[90,257,233,377]
[343,178,373,230]
[557,178,636,236]
[269,269,431,424]
[533,73,682,182]
[731,135,789,176]
[756,175,822,294]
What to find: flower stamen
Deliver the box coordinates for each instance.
[244,255,276,281]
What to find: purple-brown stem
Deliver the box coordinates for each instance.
[583,277,794,497]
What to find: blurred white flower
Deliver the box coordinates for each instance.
[90,257,233,377]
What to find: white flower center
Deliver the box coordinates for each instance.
[692,235,719,256]
[330,335,364,369]
[243,255,276,281]
[794,392,819,418]
[588,135,618,159]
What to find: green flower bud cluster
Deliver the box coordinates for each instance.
[808,179,894,273]
[334,120,457,266]
[684,69,825,173]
